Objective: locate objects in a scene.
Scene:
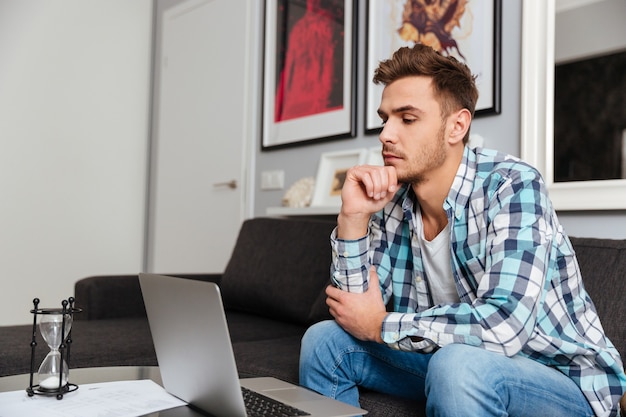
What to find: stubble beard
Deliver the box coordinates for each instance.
[387,122,448,185]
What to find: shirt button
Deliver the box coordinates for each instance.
[342,251,349,257]
[415,276,422,283]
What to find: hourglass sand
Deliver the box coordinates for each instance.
[37,311,72,390]
[27,298,81,399]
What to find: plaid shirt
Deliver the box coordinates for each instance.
[331,146,626,416]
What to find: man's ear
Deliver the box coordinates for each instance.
[448,109,471,145]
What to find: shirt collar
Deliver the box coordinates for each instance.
[395,146,477,222]
[445,146,476,220]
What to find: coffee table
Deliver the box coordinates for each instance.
[0,366,211,416]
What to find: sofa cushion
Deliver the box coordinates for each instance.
[70,318,158,369]
[233,336,302,384]
[220,217,335,325]
[0,318,157,377]
[570,237,626,358]
[225,311,306,343]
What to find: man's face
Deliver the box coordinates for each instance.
[377,76,449,184]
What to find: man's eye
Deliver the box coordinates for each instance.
[403,118,416,124]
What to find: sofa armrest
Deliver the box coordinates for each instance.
[74,274,222,320]
[74,275,145,320]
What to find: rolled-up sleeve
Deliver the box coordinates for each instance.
[330,228,370,293]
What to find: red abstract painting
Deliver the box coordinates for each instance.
[274,0,345,123]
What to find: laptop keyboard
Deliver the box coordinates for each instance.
[242,386,311,417]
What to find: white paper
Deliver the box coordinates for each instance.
[0,379,187,417]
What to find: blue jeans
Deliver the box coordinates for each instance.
[299,320,594,417]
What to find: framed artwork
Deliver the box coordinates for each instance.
[365,0,502,133]
[311,149,367,206]
[262,0,357,149]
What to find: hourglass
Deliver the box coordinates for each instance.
[27,297,81,399]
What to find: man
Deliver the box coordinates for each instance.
[299,44,626,416]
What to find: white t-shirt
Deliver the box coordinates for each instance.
[416,219,460,306]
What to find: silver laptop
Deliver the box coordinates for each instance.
[138,273,367,417]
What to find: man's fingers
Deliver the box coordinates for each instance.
[369,265,379,281]
[367,266,383,302]
[348,165,398,200]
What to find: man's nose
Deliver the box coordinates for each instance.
[379,122,397,145]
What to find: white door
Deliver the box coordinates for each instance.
[147,0,256,273]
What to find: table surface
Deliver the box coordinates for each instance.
[0,366,210,416]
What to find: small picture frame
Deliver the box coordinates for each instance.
[311,149,368,206]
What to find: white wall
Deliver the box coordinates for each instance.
[556,0,626,63]
[0,0,153,325]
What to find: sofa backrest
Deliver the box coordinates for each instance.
[219,217,336,326]
[570,237,626,359]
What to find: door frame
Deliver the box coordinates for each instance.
[143,0,259,271]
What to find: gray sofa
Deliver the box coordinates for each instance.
[1,217,625,416]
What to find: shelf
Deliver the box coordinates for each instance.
[266,206,340,216]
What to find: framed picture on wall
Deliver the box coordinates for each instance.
[262,0,357,150]
[365,0,502,133]
[311,149,367,206]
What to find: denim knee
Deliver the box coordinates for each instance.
[300,320,343,368]
[427,344,491,385]
[302,320,340,351]
[428,343,482,370]
[302,320,337,343]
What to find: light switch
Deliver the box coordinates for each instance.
[261,170,285,190]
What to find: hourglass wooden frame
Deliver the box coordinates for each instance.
[27,297,81,399]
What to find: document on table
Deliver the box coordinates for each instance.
[0,379,187,417]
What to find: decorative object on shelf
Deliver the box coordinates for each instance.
[311,148,367,207]
[364,0,502,133]
[261,0,357,149]
[27,297,81,399]
[282,176,316,208]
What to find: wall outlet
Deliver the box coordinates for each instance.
[261,170,285,190]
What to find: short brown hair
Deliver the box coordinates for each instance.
[373,44,478,119]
